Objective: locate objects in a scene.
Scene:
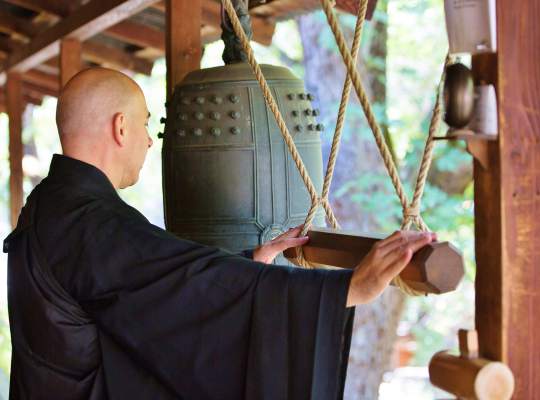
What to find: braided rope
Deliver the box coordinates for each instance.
[222,0,360,269]
[300,0,369,239]
[319,0,450,295]
[221,0,336,226]
[223,0,449,295]
[320,0,409,212]
[319,0,368,229]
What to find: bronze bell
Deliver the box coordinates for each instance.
[443,62,475,129]
[162,62,325,255]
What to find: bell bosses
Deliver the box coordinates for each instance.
[3,68,435,399]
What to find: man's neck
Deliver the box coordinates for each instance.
[61,148,122,189]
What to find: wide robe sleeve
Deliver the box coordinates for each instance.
[69,203,354,400]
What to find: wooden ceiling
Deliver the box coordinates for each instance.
[0,0,372,110]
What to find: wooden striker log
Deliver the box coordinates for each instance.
[283,228,464,294]
[429,351,514,399]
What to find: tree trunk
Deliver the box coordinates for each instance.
[297,5,405,398]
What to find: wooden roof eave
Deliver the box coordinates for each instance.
[0,0,161,84]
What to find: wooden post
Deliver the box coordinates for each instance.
[473,0,540,397]
[6,72,24,229]
[60,38,82,87]
[165,0,202,100]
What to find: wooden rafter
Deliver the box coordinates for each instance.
[4,0,166,52]
[3,0,73,17]
[0,0,159,83]
[82,40,153,75]
[200,0,275,46]
[0,9,41,38]
[106,20,165,52]
[23,69,59,92]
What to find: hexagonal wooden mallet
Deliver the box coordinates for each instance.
[283,228,464,294]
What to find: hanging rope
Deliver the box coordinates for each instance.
[318,0,451,295]
[299,0,369,239]
[222,0,450,295]
[221,0,348,268]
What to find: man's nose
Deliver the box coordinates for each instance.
[148,136,153,148]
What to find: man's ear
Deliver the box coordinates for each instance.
[112,112,127,147]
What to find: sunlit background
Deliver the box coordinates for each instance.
[0,1,475,398]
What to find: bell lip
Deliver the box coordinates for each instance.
[179,62,300,85]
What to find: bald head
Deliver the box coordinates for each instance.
[57,68,143,138]
[56,67,153,189]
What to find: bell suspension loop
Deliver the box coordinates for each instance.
[221,0,253,64]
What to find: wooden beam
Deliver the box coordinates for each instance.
[283,228,464,294]
[0,88,43,106]
[201,0,275,46]
[6,72,24,229]
[429,330,514,399]
[3,0,73,16]
[151,1,165,12]
[60,38,81,86]
[23,81,57,97]
[473,0,540,397]
[104,20,165,52]
[5,0,166,52]
[82,40,153,75]
[23,69,59,92]
[0,0,159,82]
[0,10,41,38]
[0,36,22,53]
[471,53,502,362]
[166,0,201,99]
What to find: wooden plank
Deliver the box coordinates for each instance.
[0,89,43,106]
[105,20,165,52]
[283,228,465,294]
[82,40,153,75]
[471,52,503,363]
[6,73,24,229]
[60,38,81,86]
[23,81,57,97]
[497,1,540,397]
[3,0,72,16]
[5,0,164,51]
[0,0,159,82]
[200,0,275,46]
[23,69,59,92]
[0,9,41,38]
[165,0,201,99]
[473,1,540,398]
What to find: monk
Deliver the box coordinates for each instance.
[3,67,435,400]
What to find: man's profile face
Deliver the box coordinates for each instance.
[121,90,153,189]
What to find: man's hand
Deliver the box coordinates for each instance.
[253,225,309,264]
[346,230,436,307]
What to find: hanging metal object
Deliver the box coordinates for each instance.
[161,0,324,256]
[443,62,475,129]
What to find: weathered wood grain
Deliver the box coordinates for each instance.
[60,38,81,87]
[6,73,24,229]
[473,1,540,398]
[165,0,201,99]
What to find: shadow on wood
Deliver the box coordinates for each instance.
[283,228,464,294]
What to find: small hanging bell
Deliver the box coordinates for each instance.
[443,62,475,129]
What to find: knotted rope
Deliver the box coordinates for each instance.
[222,0,450,295]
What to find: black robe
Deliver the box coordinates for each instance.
[3,154,354,400]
